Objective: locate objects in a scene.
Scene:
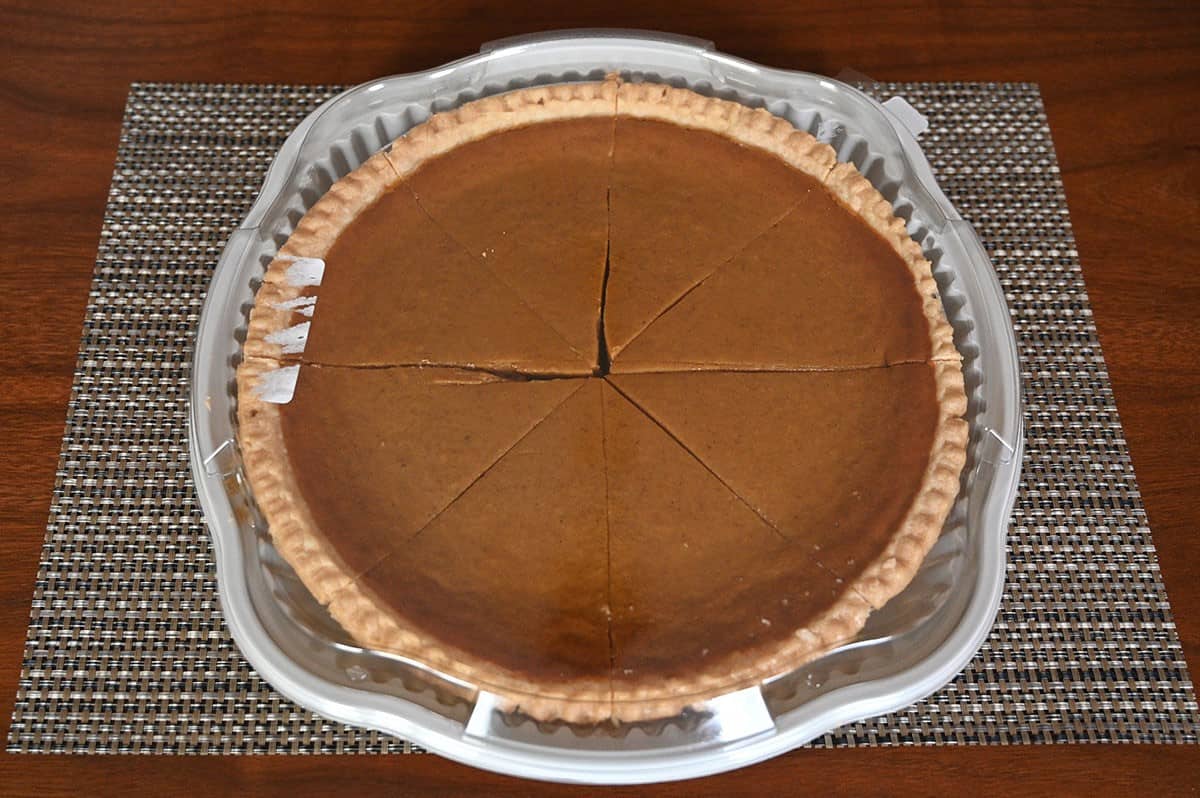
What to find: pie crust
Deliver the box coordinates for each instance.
[236,77,969,724]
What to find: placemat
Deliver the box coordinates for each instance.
[7,82,1197,754]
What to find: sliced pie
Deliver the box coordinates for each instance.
[235,77,969,724]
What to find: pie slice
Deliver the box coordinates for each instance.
[610,363,968,609]
[243,151,591,373]
[602,382,869,721]
[236,358,581,603]
[327,380,611,723]
[604,83,838,358]
[401,117,612,359]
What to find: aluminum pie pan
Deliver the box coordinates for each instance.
[188,29,1023,784]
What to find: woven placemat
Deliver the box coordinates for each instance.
[6,82,1197,754]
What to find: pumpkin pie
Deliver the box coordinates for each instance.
[235,77,968,724]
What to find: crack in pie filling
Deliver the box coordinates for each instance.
[237,77,969,724]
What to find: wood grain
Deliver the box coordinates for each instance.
[1,1,1198,794]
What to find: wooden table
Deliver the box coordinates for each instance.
[2,1,1197,794]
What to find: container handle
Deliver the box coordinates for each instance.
[480,28,715,54]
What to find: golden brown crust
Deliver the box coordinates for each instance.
[236,357,360,605]
[242,275,312,361]
[280,150,401,260]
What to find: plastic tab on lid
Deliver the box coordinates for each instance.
[693,686,776,743]
[979,426,1017,466]
[203,439,241,478]
[480,28,715,54]
[882,96,929,138]
[463,692,505,739]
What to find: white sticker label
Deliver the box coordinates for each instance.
[272,295,318,317]
[253,364,301,404]
[265,321,310,355]
[267,257,324,355]
[279,256,325,287]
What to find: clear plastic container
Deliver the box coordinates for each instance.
[189,30,1023,784]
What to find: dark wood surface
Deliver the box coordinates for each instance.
[2,1,1198,794]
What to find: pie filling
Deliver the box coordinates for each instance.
[237,80,968,723]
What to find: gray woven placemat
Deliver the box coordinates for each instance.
[6,82,1197,754]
